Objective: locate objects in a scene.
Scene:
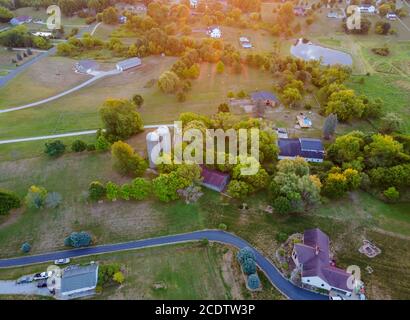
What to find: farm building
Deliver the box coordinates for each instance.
[200,166,230,193]
[58,264,99,299]
[10,16,32,26]
[116,57,142,71]
[251,91,279,107]
[278,138,324,163]
[74,60,100,74]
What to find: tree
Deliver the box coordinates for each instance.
[129,178,151,200]
[0,189,20,215]
[325,90,365,122]
[113,271,125,284]
[273,196,292,214]
[323,113,338,140]
[152,172,185,202]
[132,94,144,108]
[380,113,403,134]
[158,71,181,94]
[25,185,48,209]
[322,172,347,198]
[242,258,257,275]
[364,134,403,168]
[71,139,88,152]
[102,6,118,24]
[327,131,365,164]
[278,2,295,25]
[106,181,120,201]
[282,87,302,108]
[44,140,66,158]
[237,247,256,265]
[227,180,250,199]
[247,273,261,290]
[216,61,225,74]
[100,99,144,142]
[111,141,148,177]
[96,135,111,151]
[89,181,106,201]
[21,242,31,253]
[0,6,13,23]
[64,231,92,248]
[45,192,63,209]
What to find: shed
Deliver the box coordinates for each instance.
[116,57,142,71]
[74,60,99,74]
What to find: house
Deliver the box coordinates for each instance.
[10,16,32,26]
[200,165,230,192]
[358,4,376,14]
[74,60,100,74]
[116,57,142,71]
[292,228,354,295]
[207,26,222,39]
[251,91,279,107]
[58,264,99,299]
[278,138,324,163]
[239,37,252,49]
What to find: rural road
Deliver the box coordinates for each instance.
[0,230,327,300]
[0,124,175,145]
[0,69,121,114]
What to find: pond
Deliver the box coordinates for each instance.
[291,38,353,66]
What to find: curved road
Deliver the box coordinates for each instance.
[0,230,326,300]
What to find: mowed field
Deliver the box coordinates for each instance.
[0,243,283,300]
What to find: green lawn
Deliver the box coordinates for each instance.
[0,243,283,300]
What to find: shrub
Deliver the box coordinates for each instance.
[71,140,88,152]
[218,223,227,230]
[98,263,121,286]
[132,94,144,108]
[87,144,96,151]
[247,273,261,290]
[383,187,400,202]
[44,140,66,158]
[273,196,292,214]
[21,242,31,253]
[95,135,111,151]
[200,238,209,246]
[237,247,255,265]
[113,271,125,284]
[275,232,288,243]
[129,178,151,200]
[0,189,21,215]
[242,257,257,275]
[64,231,92,248]
[25,185,47,209]
[106,181,120,201]
[45,192,62,209]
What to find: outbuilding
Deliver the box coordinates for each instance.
[58,264,99,299]
[116,57,142,72]
[74,60,100,74]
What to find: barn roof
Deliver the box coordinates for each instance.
[200,166,230,192]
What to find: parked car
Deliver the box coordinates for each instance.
[33,271,53,281]
[37,280,48,288]
[16,275,33,284]
[54,258,70,265]
[386,12,397,20]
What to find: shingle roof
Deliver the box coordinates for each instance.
[60,264,98,294]
[200,166,230,192]
[251,91,279,102]
[296,228,351,292]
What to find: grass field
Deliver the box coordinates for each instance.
[0,243,283,300]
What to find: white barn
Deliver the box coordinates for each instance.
[116,57,142,72]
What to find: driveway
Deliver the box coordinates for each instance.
[0,230,327,300]
[0,280,51,297]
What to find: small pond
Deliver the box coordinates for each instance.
[290,38,353,66]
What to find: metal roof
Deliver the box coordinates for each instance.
[116,57,142,70]
[300,138,323,152]
[60,264,98,294]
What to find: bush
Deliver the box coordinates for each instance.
[71,140,88,152]
[96,135,111,151]
[113,271,125,284]
[218,223,227,230]
[25,185,47,209]
[242,257,257,275]
[87,144,96,151]
[44,140,66,158]
[45,192,62,209]
[177,91,186,102]
[247,273,261,290]
[200,238,209,246]
[275,232,288,243]
[21,242,31,253]
[273,196,292,214]
[383,187,400,202]
[0,189,21,215]
[64,231,92,248]
[237,247,255,265]
[89,181,107,201]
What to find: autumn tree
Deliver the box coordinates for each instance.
[111,141,148,177]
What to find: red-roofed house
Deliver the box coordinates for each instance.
[200,165,230,193]
[292,228,352,295]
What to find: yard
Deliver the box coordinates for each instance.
[0,243,283,300]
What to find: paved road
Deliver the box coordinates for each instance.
[0,24,96,88]
[0,124,175,145]
[0,69,121,114]
[0,230,327,300]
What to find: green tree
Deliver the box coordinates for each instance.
[322,172,347,198]
[111,141,148,177]
[0,6,13,22]
[102,6,118,24]
[158,71,181,94]
[237,247,255,265]
[273,196,292,214]
[327,131,365,164]
[380,113,403,134]
[242,258,257,275]
[44,140,66,158]
[323,113,338,139]
[247,273,261,290]
[216,61,225,74]
[364,134,403,168]
[383,187,400,202]
[106,181,120,201]
[0,189,21,215]
[113,271,125,284]
[21,242,31,253]
[64,231,92,248]
[89,181,106,201]
[132,94,144,108]
[282,87,302,108]
[129,178,151,200]
[227,179,250,199]
[100,99,144,142]
[325,89,365,122]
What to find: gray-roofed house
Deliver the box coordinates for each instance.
[10,16,32,26]
[116,57,142,71]
[278,138,324,163]
[58,263,99,299]
[74,60,100,74]
[292,228,353,295]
